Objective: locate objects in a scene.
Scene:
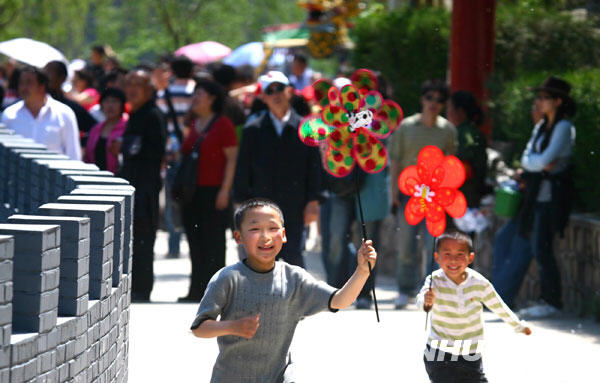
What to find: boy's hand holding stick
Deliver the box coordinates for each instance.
[330,240,377,311]
[424,289,435,311]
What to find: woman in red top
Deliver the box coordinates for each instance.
[178,79,238,302]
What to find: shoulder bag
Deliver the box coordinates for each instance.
[171,115,218,206]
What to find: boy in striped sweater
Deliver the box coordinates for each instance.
[417,231,531,382]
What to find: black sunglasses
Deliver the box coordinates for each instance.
[265,83,286,95]
[424,94,446,104]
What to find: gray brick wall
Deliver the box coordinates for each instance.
[37,204,115,301]
[56,196,125,289]
[0,138,133,383]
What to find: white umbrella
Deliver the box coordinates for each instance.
[223,42,265,68]
[0,37,67,68]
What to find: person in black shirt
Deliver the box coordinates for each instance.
[233,71,322,268]
[118,69,167,302]
[44,61,98,147]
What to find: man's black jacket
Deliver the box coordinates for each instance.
[233,109,322,222]
[118,100,166,192]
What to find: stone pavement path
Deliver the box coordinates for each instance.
[127,230,599,382]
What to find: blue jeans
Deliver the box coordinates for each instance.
[320,194,355,287]
[396,196,436,295]
[492,203,562,309]
[165,163,183,255]
[492,218,532,308]
[320,194,381,294]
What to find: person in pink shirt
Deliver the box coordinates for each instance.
[83,87,127,173]
[70,68,100,110]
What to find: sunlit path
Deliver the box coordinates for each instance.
[128,230,600,382]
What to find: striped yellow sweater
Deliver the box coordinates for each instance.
[416,268,527,355]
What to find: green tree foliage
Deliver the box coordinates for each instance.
[352,3,600,212]
[0,0,304,67]
[0,0,21,29]
[351,6,450,115]
[0,0,93,59]
[494,3,600,81]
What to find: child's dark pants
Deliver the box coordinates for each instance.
[423,345,488,383]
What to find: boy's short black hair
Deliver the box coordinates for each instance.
[234,198,285,231]
[435,230,473,253]
[420,79,449,102]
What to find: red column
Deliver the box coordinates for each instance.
[449,0,496,137]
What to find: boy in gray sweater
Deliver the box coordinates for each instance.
[190,198,377,382]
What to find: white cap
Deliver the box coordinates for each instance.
[259,71,289,91]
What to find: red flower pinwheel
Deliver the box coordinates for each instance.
[298,69,403,177]
[398,146,467,237]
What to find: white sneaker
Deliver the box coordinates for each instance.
[518,303,560,319]
[395,293,409,309]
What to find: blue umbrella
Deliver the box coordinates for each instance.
[223,42,265,67]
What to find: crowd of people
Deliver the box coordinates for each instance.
[0,43,578,382]
[0,45,576,311]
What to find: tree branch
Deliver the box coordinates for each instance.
[156,0,181,49]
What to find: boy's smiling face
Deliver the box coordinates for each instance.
[434,238,474,285]
[234,206,287,272]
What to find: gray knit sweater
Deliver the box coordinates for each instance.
[191,260,338,383]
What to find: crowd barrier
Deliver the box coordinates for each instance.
[0,123,132,383]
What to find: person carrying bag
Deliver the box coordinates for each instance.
[171,115,217,207]
[176,79,239,302]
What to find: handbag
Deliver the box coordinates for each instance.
[171,116,217,206]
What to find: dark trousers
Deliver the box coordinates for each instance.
[532,202,562,308]
[424,346,488,383]
[182,187,227,299]
[319,195,380,294]
[492,219,533,307]
[277,217,306,268]
[131,188,160,299]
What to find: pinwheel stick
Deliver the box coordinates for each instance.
[424,240,436,330]
[354,170,380,323]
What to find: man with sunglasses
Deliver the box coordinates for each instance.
[233,71,322,268]
[388,79,457,309]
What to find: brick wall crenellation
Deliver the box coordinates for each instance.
[0,129,133,383]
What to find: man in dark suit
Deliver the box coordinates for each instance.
[118,69,166,302]
[233,71,322,268]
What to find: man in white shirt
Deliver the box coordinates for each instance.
[1,66,81,160]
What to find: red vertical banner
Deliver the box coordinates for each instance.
[450,0,496,137]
